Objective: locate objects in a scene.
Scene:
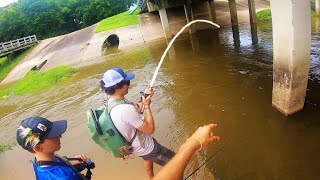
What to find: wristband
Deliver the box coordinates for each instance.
[186,137,203,151]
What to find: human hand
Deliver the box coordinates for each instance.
[135,101,144,113]
[144,86,154,98]
[70,155,88,165]
[142,94,152,106]
[190,124,219,148]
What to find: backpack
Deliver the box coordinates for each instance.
[86,99,137,158]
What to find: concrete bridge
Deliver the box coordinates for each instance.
[0,35,38,58]
[146,0,317,116]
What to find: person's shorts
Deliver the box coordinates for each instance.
[140,139,175,166]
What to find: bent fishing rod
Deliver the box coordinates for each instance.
[141,20,225,179]
[140,19,220,98]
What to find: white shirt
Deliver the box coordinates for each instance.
[108,98,154,156]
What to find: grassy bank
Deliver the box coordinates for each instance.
[0,47,35,82]
[0,144,11,152]
[0,66,78,97]
[256,9,272,22]
[257,7,317,22]
[95,9,140,33]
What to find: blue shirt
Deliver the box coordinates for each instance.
[33,157,80,180]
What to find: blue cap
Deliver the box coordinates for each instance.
[16,116,67,150]
[101,68,135,88]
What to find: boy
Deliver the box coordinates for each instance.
[16,116,90,180]
[100,68,175,179]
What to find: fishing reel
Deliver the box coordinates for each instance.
[73,159,96,172]
[139,91,149,99]
[72,159,95,180]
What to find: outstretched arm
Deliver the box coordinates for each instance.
[153,124,220,180]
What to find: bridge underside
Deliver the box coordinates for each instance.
[147,0,313,116]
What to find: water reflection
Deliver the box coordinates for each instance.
[190,34,200,54]
[251,23,258,45]
[232,25,240,48]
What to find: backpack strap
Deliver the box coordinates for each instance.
[108,99,138,145]
[90,109,103,135]
[35,160,69,167]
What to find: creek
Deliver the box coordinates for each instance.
[1,20,320,179]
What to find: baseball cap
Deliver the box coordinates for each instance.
[16,116,67,150]
[101,68,135,88]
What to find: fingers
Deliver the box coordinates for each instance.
[144,86,155,97]
[211,136,220,142]
[74,155,87,161]
[206,124,218,130]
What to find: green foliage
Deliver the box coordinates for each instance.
[0,66,78,97]
[0,47,35,82]
[256,9,272,22]
[0,0,134,41]
[0,144,12,152]
[95,9,140,33]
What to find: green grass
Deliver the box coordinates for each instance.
[257,7,317,22]
[95,9,140,33]
[0,144,11,152]
[0,65,78,97]
[256,9,272,22]
[0,47,35,82]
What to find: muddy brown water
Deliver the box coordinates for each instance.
[1,20,320,180]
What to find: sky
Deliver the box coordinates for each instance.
[0,0,18,7]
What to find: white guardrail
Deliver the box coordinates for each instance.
[0,35,37,54]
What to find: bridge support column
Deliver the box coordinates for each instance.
[184,1,196,34]
[270,0,311,115]
[316,0,320,16]
[207,0,217,23]
[248,0,256,24]
[159,8,172,39]
[228,0,238,26]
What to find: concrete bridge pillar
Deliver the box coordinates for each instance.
[207,0,217,23]
[159,8,172,39]
[184,2,196,34]
[248,0,257,24]
[316,0,320,16]
[228,0,238,26]
[270,0,311,115]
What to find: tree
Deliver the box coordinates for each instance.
[0,0,134,42]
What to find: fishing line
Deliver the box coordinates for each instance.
[149,20,220,87]
[184,142,230,180]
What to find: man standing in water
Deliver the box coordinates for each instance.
[100,68,175,179]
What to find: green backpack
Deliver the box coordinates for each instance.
[87,99,137,158]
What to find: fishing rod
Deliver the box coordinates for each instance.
[141,20,223,178]
[149,19,220,87]
[184,143,229,180]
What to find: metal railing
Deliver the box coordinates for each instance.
[0,35,38,55]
